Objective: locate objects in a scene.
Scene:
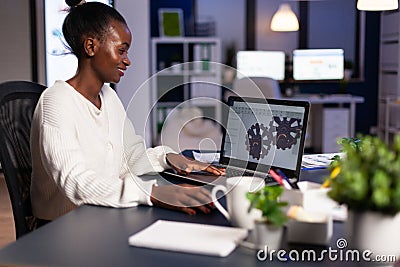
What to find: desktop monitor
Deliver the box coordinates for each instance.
[236,50,286,81]
[292,49,344,81]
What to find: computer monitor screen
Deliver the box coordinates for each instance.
[292,49,344,81]
[236,51,285,80]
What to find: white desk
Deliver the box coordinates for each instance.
[291,94,365,152]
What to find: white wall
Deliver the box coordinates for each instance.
[115,0,152,145]
[196,0,246,64]
[308,0,356,63]
[197,1,298,62]
[0,0,31,82]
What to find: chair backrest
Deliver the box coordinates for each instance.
[230,76,282,100]
[0,81,46,238]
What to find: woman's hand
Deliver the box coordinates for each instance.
[150,184,213,215]
[166,153,225,176]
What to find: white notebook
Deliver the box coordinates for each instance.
[128,220,248,257]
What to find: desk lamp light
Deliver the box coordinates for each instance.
[357,0,398,11]
[270,3,299,32]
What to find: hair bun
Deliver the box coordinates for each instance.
[66,0,84,8]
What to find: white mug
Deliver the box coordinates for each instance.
[211,176,265,229]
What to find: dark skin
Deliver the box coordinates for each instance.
[67,20,225,215]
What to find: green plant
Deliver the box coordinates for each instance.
[246,186,288,227]
[327,135,400,215]
[329,137,361,168]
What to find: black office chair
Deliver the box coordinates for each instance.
[0,80,46,238]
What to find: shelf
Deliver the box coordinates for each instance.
[387,127,400,134]
[155,102,181,108]
[156,69,220,77]
[379,96,398,100]
[152,37,220,44]
[377,125,400,134]
[186,98,220,106]
[151,37,222,145]
[378,11,400,144]
[282,78,365,84]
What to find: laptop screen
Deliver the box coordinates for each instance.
[220,97,310,179]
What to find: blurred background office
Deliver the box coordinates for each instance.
[0,0,389,152]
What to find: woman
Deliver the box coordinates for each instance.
[30,0,224,223]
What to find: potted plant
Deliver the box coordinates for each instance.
[246,185,288,250]
[326,135,400,256]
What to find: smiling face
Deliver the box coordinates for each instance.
[90,20,132,84]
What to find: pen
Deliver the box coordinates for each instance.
[276,169,297,190]
[269,169,292,190]
[321,166,341,188]
[301,166,326,171]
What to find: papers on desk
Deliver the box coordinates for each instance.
[128,220,248,257]
[301,153,344,170]
[192,151,344,171]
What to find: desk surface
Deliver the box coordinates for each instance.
[291,94,365,104]
[0,171,356,267]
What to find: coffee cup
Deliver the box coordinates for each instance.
[211,176,265,229]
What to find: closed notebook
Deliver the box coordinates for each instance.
[128,220,248,257]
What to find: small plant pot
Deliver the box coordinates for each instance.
[346,210,400,256]
[252,220,283,251]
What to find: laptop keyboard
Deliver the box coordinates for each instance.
[225,168,253,178]
[225,167,275,183]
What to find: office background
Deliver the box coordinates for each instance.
[0,0,380,140]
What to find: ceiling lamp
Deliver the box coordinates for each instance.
[357,0,398,11]
[270,4,299,32]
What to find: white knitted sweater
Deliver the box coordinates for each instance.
[30,81,173,220]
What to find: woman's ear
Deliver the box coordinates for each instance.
[83,37,97,57]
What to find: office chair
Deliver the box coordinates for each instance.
[225,76,282,101]
[0,80,46,238]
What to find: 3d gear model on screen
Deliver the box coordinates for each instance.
[245,117,303,159]
[245,122,274,160]
[273,116,302,150]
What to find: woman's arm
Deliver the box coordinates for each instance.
[40,123,155,207]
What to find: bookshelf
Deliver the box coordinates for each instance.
[377,10,400,144]
[150,37,222,145]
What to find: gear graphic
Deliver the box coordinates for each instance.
[273,116,302,150]
[245,122,274,160]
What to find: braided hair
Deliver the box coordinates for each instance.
[63,1,127,58]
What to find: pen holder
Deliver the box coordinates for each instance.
[280,181,347,221]
[287,213,333,246]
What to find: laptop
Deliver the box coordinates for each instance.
[161,96,310,185]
